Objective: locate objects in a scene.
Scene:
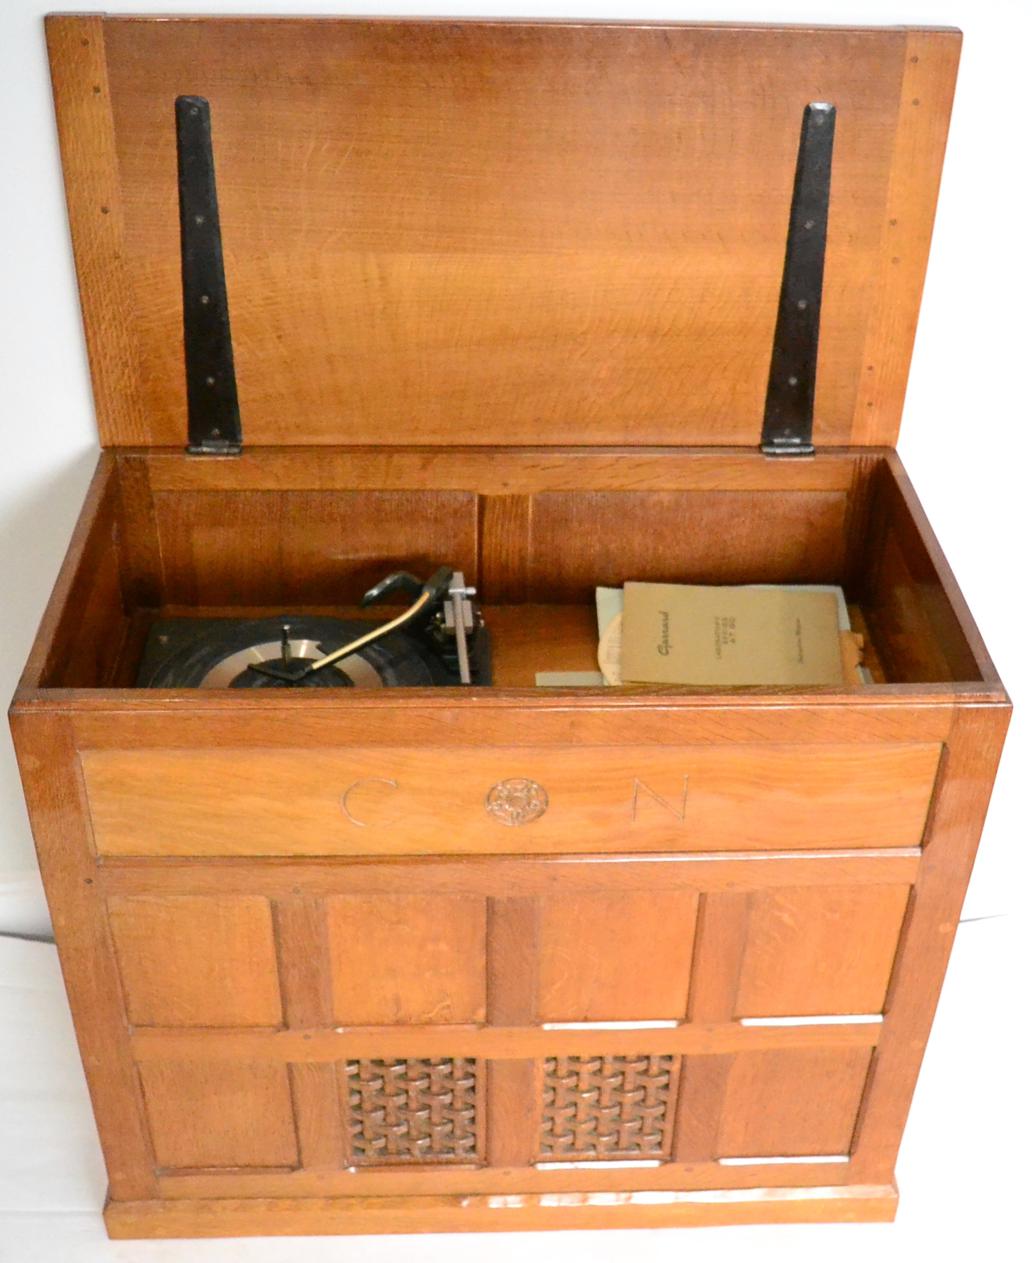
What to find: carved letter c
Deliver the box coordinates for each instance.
[341,778,399,827]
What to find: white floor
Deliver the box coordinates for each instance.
[0,918,1025,1263]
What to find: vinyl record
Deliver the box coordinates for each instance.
[137,616,444,688]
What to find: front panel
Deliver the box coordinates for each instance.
[103,855,908,1187]
[12,694,1007,1234]
[80,742,940,856]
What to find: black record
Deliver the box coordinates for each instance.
[137,616,447,688]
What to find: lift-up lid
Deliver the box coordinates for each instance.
[46,16,959,450]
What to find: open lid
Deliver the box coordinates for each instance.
[47,16,959,450]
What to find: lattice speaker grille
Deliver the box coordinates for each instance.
[540,1054,676,1160]
[344,1058,479,1165]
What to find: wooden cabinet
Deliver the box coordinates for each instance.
[14,686,1005,1235]
[10,12,1008,1240]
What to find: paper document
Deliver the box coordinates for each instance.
[621,582,847,686]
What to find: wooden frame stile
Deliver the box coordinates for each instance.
[11,13,1011,1240]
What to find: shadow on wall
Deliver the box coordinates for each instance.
[0,448,97,939]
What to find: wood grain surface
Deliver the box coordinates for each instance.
[103,1183,900,1236]
[17,12,1010,1243]
[14,448,998,693]
[108,895,282,1027]
[138,1061,298,1170]
[46,16,958,449]
[79,742,941,857]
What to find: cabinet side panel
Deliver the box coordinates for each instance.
[17,456,130,692]
[8,711,158,1199]
[848,703,1010,1181]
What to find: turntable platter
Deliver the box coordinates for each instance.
[137,616,446,688]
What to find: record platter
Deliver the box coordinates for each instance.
[135,567,490,688]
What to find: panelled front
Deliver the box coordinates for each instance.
[104,860,913,1185]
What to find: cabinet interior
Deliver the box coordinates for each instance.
[25,447,993,692]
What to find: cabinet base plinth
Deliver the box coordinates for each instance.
[104,1182,899,1238]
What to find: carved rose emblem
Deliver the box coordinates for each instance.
[484,778,549,826]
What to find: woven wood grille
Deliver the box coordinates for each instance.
[344,1058,478,1165]
[540,1054,676,1160]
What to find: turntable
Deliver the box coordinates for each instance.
[136,568,490,688]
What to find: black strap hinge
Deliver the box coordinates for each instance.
[176,95,243,455]
[761,102,836,457]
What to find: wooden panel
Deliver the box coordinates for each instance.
[291,1064,343,1170]
[849,704,1010,1184]
[537,892,698,1021]
[103,1183,900,1237]
[151,489,478,605]
[45,16,148,445]
[114,455,163,608]
[271,898,332,1029]
[141,447,864,495]
[8,712,159,1200]
[272,898,343,1169]
[325,895,486,1024]
[108,895,282,1028]
[527,491,849,600]
[152,1155,861,1197]
[100,852,922,901]
[62,684,961,742]
[851,30,961,444]
[867,530,957,682]
[29,460,130,690]
[862,460,985,684]
[131,1021,881,1064]
[53,526,126,688]
[81,743,941,857]
[486,898,539,1024]
[486,1061,538,1167]
[671,1054,734,1162]
[735,885,911,1017]
[485,899,547,1168]
[479,495,531,604]
[138,1062,298,1170]
[718,1048,872,1157]
[486,605,603,687]
[48,17,958,448]
[687,893,753,1022]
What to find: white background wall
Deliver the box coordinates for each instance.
[0,0,1028,939]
